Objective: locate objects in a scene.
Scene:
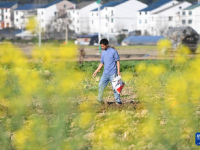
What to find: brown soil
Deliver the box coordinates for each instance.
[14,44,200,61]
[96,86,139,113]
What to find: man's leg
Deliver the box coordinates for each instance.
[109,74,121,103]
[98,74,109,103]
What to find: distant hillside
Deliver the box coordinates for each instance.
[1,0,198,6]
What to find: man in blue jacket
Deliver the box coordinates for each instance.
[93,39,122,105]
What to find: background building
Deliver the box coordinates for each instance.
[0,2,18,29]
[137,0,180,35]
[90,0,147,36]
[180,3,200,34]
[14,4,43,29]
[138,0,191,35]
[68,1,99,34]
[37,0,75,32]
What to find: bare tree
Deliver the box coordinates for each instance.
[44,8,71,40]
[80,24,90,35]
[115,23,124,34]
[156,17,169,36]
[78,46,85,64]
[144,30,150,35]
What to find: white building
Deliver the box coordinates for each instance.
[90,0,147,36]
[179,3,200,34]
[150,1,191,35]
[0,2,18,29]
[137,0,191,35]
[37,0,75,31]
[68,1,99,34]
[14,4,43,29]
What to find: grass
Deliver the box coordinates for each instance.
[78,59,174,73]
[80,44,200,56]
[76,58,200,149]
[0,42,200,149]
[83,45,157,50]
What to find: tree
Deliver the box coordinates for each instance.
[157,17,169,36]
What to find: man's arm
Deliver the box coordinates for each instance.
[117,61,121,76]
[93,63,104,77]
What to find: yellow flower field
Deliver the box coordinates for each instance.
[0,40,199,150]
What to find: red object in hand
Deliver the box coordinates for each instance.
[116,83,125,94]
[112,76,125,94]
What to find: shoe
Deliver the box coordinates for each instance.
[107,102,115,105]
[116,102,122,105]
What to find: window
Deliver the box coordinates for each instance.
[64,5,66,8]
[55,12,57,16]
[188,20,192,24]
[145,19,147,23]
[5,9,7,12]
[41,11,43,15]
[189,11,192,15]
[16,11,18,15]
[139,20,141,23]
[182,11,185,15]
[97,13,98,16]
[92,20,93,24]
[111,18,114,23]
[145,11,147,15]
[105,7,107,10]
[77,11,79,15]
[77,27,79,31]
[16,19,18,22]
[169,16,173,21]
[111,29,113,33]
[179,6,182,9]
[111,10,113,15]
[92,13,93,16]
[151,27,153,31]
[140,12,141,15]
[182,20,185,24]
[6,16,7,19]
[77,20,79,23]
[105,23,107,27]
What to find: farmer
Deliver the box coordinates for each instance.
[93,39,122,105]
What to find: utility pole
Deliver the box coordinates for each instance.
[96,0,101,54]
[65,16,68,44]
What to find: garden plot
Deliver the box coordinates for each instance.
[0,41,200,149]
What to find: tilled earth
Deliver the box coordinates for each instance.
[97,86,139,113]
[14,44,200,61]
